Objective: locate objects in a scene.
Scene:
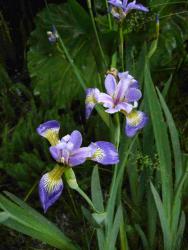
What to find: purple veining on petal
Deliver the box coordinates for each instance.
[114,78,130,103]
[50,143,69,164]
[89,141,119,165]
[39,170,63,212]
[69,147,91,167]
[125,110,148,137]
[98,93,114,108]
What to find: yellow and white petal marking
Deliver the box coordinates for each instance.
[85,94,97,105]
[126,110,143,127]
[43,166,64,194]
[43,128,60,146]
[92,147,105,161]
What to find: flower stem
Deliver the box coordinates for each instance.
[87,0,107,68]
[57,36,86,90]
[75,186,102,214]
[104,0,112,30]
[119,23,124,71]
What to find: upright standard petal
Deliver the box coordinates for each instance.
[118,71,139,88]
[36,120,60,145]
[67,130,82,151]
[125,110,148,137]
[114,78,129,103]
[85,88,100,119]
[50,143,69,164]
[69,147,91,167]
[89,141,119,165]
[39,166,64,212]
[104,74,117,96]
[125,1,149,13]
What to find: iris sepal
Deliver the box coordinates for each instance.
[88,141,119,165]
[39,165,64,212]
[125,110,148,137]
[37,120,60,146]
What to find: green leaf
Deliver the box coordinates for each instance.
[105,204,123,250]
[157,88,183,186]
[150,182,171,250]
[162,74,172,99]
[91,166,104,211]
[144,62,172,216]
[0,211,9,223]
[27,1,98,108]
[0,193,78,250]
[173,211,186,250]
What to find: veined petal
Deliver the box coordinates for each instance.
[125,110,148,137]
[49,143,69,164]
[69,147,91,167]
[114,78,129,103]
[116,102,133,113]
[98,93,114,108]
[126,1,149,13]
[104,74,117,96]
[125,88,142,102]
[89,141,119,165]
[36,120,60,146]
[39,166,64,212]
[85,88,100,119]
[67,130,82,151]
[108,0,123,8]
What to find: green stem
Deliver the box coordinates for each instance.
[57,36,86,90]
[24,181,38,202]
[104,0,112,30]
[119,23,124,71]
[75,186,102,214]
[87,0,107,68]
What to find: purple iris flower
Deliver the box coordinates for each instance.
[85,69,148,137]
[49,130,90,167]
[108,0,149,20]
[37,122,119,212]
[97,72,142,114]
[47,25,59,43]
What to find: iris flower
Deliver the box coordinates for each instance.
[37,121,119,212]
[85,69,148,137]
[108,0,149,20]
[47,25,59,43]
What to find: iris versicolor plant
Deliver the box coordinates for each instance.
[108,0,149,21]
[85,69,148,137]
[37,120,119,212]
